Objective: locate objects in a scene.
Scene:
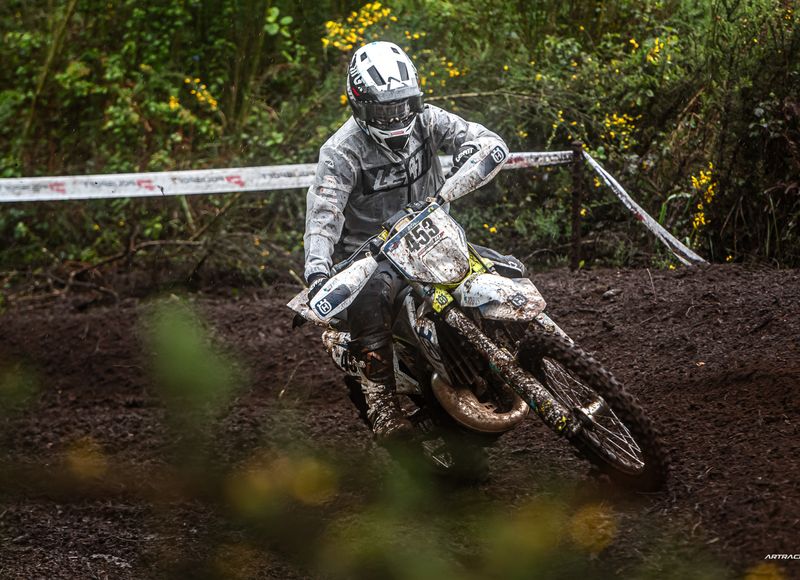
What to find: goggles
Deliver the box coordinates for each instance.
[364,96,424,129]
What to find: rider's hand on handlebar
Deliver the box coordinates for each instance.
[446,142,480,178]
[307,273,329,302]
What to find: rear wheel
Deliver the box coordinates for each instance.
[517,330,669,491]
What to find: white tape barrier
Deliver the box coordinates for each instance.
[0,151,574,203]
[0,147,704,265]
[583,151,707,265]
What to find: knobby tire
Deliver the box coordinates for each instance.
[517,330,670,491]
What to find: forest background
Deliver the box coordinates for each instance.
[1,0,798,290]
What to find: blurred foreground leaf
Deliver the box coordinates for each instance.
[0,361,38,414]
[144,299,245,428]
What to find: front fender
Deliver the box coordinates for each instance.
[452,273,546,321]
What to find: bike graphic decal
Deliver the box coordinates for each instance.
[431,287,454,313]
[477,145,508,178]
[510,292,528,308]
[313,283,352,317]
[315,299,333,317]
[415,322,443,364]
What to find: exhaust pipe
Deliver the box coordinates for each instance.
[431,373,529,433]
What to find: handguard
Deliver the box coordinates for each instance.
[308,255,379,322]
[437,137,510,204]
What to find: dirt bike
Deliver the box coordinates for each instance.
[289,144,669,490]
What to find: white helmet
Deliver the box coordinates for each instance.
[346,41,424,152]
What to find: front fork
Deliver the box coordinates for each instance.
[440,306,580,438]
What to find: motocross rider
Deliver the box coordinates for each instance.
[304,41,509,444]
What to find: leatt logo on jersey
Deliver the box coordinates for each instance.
[361,137,432,195]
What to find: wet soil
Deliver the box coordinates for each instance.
[0,264,798,579]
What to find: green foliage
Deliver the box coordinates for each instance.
[0,361,39,414]
[144,299,243,420]
[0,0,798,276]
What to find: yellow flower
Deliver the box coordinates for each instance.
[668,264,676,270]
[580,207,587,217]
[339,94,348,106]
[489,226,497,234]
[726,255,733,262]
[503,65,509,71]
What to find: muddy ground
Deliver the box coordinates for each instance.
[0,264,798,579]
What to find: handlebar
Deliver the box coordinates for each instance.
[330,232,385,275]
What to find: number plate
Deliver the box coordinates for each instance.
[383,204,470,284]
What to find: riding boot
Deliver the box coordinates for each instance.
[360,347,413,444]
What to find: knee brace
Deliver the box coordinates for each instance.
[359,343,394,386]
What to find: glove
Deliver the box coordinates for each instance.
[307,272,329,302]
[447,142,480,178]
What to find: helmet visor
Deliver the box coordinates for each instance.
[365,96,423,129]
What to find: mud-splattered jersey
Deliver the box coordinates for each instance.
[304,105,506,281]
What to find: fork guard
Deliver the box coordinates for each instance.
[431,373,529,433]
[442,306,579,437]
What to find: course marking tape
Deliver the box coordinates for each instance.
[0,151,574,203]
[0,148,704,265]
[583,151,707,265]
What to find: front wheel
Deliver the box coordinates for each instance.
[517,330,669,491]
